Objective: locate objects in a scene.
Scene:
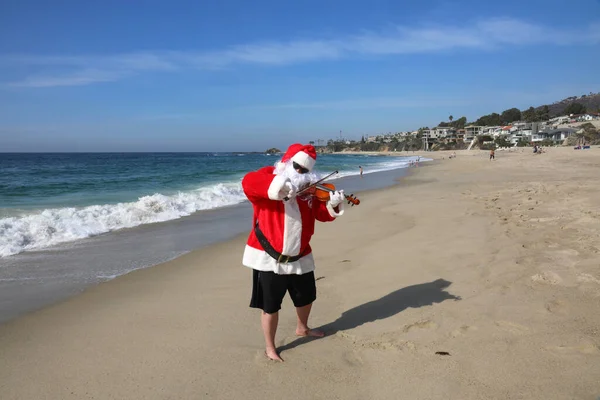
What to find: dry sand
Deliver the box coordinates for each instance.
[1,147,599,400]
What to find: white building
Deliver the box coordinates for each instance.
[581,113,600,121]
[421,129,440,139]
[433,127,456,138]
[541,128,576,143]
[549,115,570,125]
[464,125,484,142]
[508,129,532,145]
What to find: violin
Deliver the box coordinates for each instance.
[303,183,360,206]
[285,170,360,206]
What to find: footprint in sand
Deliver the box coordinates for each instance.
[546,342,600,355]
[577,273,600,285]
[576,274,600,297]
[336,330,357,342]
[494,320,530,335]
[357,337,417,352]
[342,350,364,366]
[450,325,478,338]
[531,271,562,285]
[339,329,418,353]
[403,319,438,333]
[545,299,568,314]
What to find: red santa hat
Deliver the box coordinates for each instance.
[281,143,317,171]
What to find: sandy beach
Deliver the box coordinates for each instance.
[1,147,599,399]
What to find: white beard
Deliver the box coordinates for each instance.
[273,160,320,190]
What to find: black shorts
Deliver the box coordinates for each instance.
[250,269,317,314]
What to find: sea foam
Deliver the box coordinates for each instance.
[334,156,431,178]
[0,156,430,258]
[0,181,246,257]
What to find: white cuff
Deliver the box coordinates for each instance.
[267,175,289,200]
[326,201,344,217]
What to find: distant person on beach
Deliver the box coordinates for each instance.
[359,165,363,177]
[241,143,345,362]
[490,149,495,161]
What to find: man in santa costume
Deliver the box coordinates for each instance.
[242,143,345,361]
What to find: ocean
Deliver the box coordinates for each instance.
[0,152,426,323]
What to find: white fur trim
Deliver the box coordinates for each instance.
[267,175,289,200]
[242,245,315,275]
[282,199,302,255]
[326,201,345,217]
[291,152,316,171]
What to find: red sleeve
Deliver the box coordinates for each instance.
[312,199,343,222]
[242,166,289,204]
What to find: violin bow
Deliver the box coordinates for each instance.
[283,170,338,201]
[297,170,338,196]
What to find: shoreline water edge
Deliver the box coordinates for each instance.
[0,152,431,324]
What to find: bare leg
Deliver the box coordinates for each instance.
[295,303,325,337]
[261,311,283,361]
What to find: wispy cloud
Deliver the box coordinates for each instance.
[254,96,471,110]
[135,96,471,120]
[2,17,599,88]
[2,53,178,87]
[9,69,128,88]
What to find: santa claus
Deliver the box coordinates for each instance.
[241,143,345,361]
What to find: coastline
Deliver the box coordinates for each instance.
[0,162,414,324]
[1,147,599,399]
[332,149,480,160]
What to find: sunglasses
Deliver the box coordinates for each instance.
[293,161,309,174]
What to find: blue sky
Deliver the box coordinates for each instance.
[1,0,599,152]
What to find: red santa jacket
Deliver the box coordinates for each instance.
[241,166,343,275]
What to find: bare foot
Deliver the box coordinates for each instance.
[296,328,325,338]
[265,349,284,362]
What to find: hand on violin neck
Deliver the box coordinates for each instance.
[328,190,345,208]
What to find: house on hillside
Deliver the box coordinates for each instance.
[566,113,600,122]
[581,113,600,121]
[433,127,456,138]
[437,128,462,144]
[511,121,531,130]
[421,128,439,139]
[488,127,504,137]
[530,132,545,143]
[508,128,532,145]
[549,115,570,125]
[540,128,577,144]
[464,125,484,142]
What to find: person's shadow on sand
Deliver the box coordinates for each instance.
[279,278,460,353]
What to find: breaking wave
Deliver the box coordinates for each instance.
[0,181,246,257]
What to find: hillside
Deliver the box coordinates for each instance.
[535,92,600,116]
[469,91,600,126]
